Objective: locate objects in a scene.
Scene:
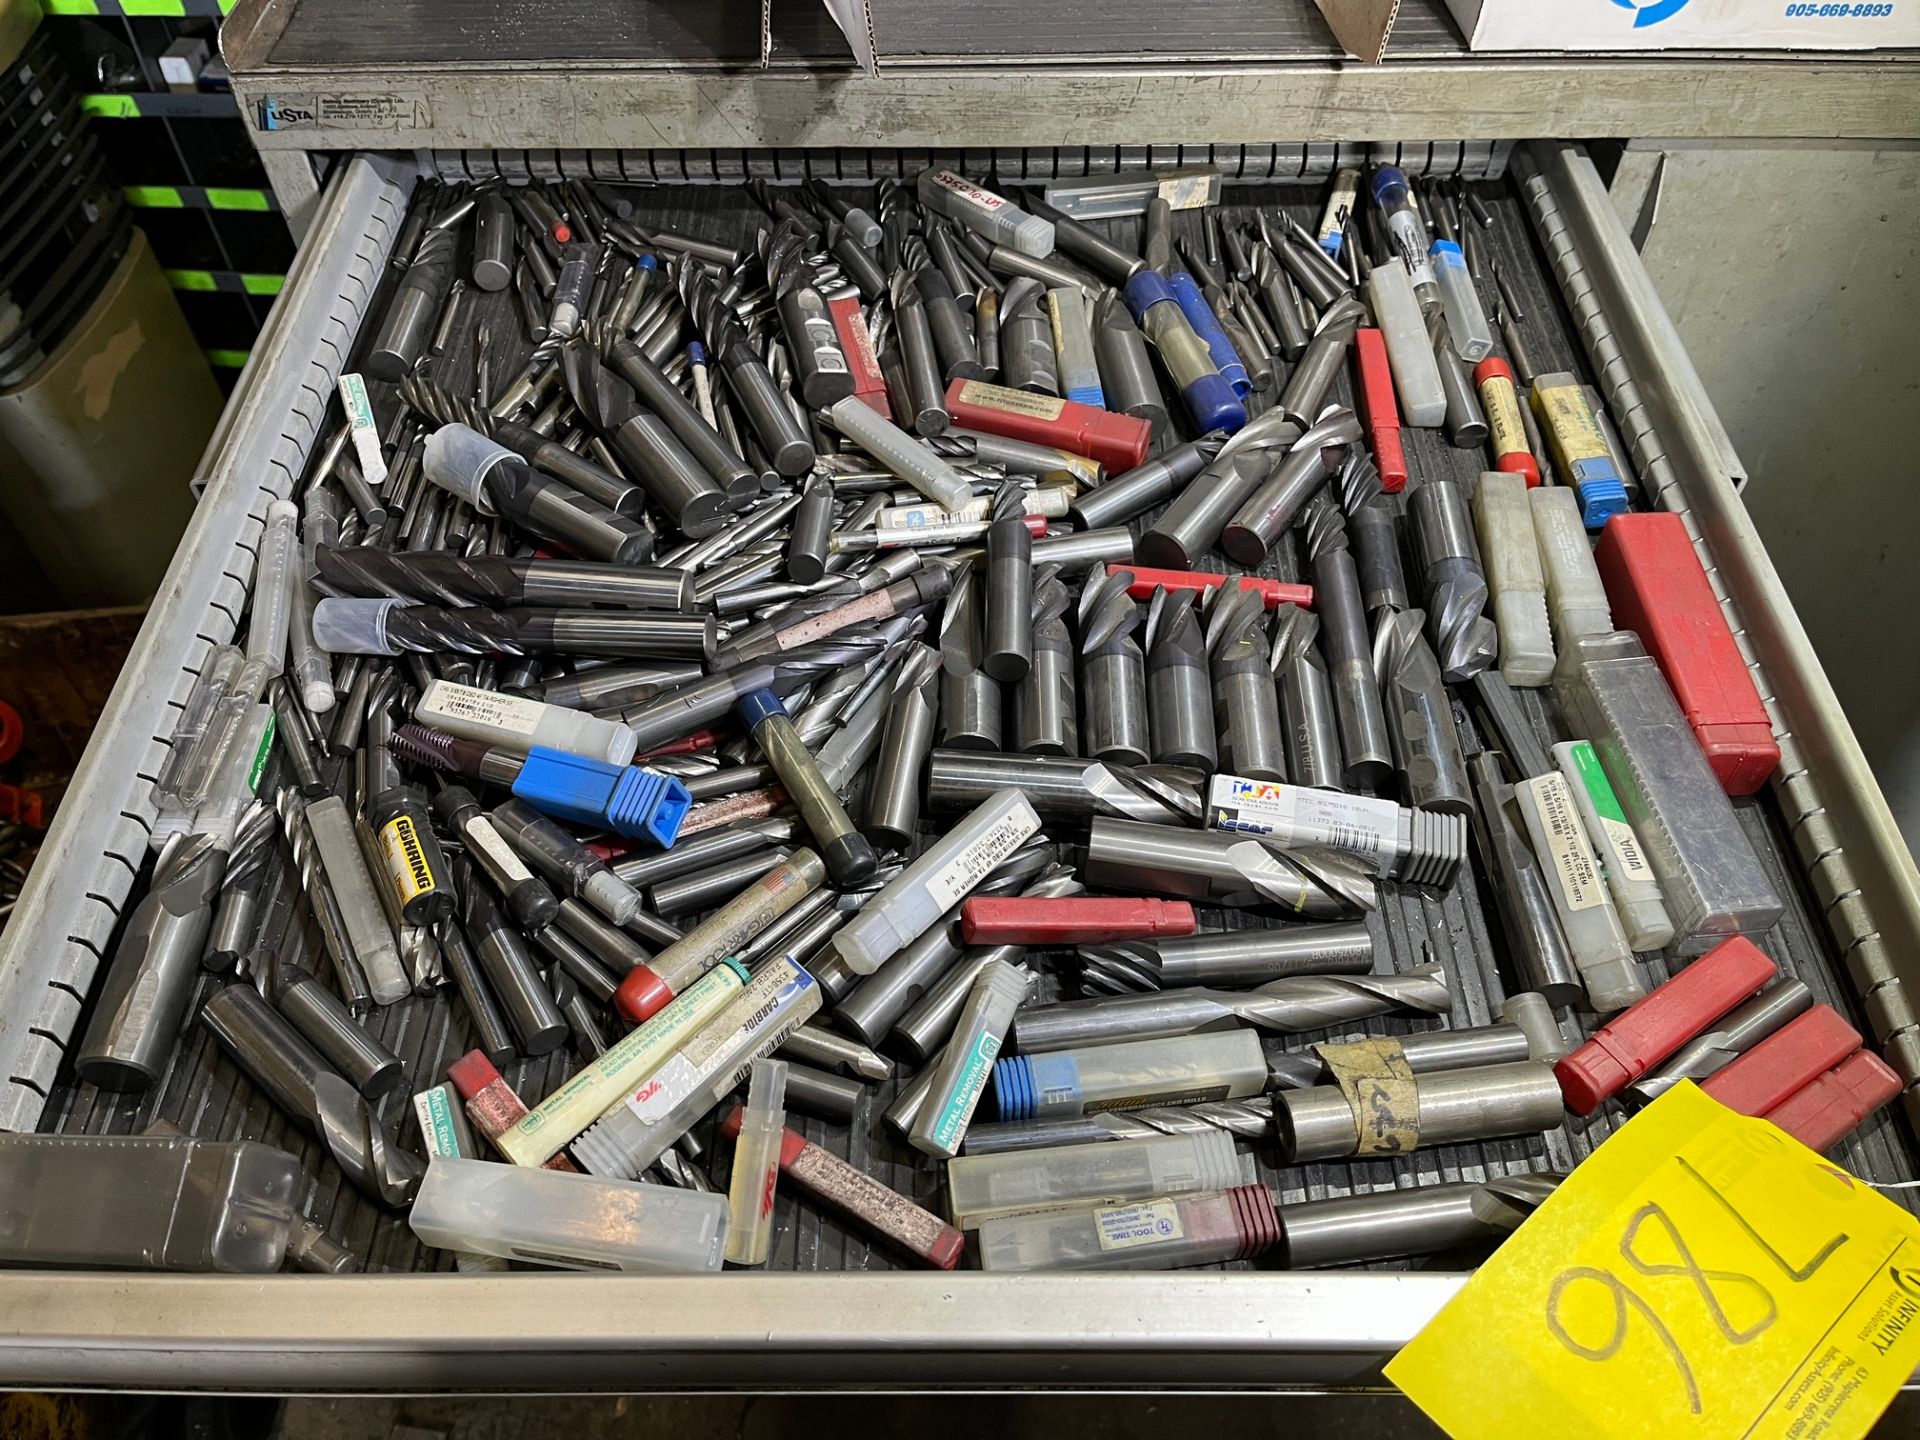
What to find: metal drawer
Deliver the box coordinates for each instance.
[0,142,1913,1392]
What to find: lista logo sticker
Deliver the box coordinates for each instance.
[1612,0,1692,26]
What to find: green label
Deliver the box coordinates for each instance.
[165,268,215,291]
[929,1030,1002,1150]
[1568,741,1626,824]
[205,187,272,212]
[82,94,140,118]
[203,349,250,370]
[123,185,183,208]
[412,1087,461,1159]
[241,273,285,296]
[340,373,376,429]
[246,713,276,794]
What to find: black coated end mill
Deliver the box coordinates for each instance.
[982,482,1035,683]
[1144,587,1214,771]
[1015,567,1078,757]
[1077,565,1149,767]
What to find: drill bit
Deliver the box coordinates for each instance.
[397,370,488,433]
[274,787,371,1012]
[927,749,1203,825]
[1078,565,1148,765]
[962,1102,1276,1155]
[205,800,277,973]
[1143,586,1214,771]
[1008,964,1451,1051]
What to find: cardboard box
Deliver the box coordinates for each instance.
[1441,0,1920,52]
[1312,0,1919,60]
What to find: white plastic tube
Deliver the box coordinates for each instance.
[826,395,972,512]
[1514,770,1646,1013]
[724,1059,788,1266]
[947,1129,1243,1229]
[1472,471,1555,687]
[1551,740,1676,952]
[1366,262,1445,427]
[1530,485,1612,647]
[415,679,638,765]
[909,960,1029,1160]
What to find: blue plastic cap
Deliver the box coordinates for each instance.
[1065,384,1107,408]
[1370,166,1411,206]
[1577,475,1631,531]
[1431,239,1466,265]
[686,339,706,364]
[1181,372,1248,436]
[510,747,691,847]
[992,1055,1036,1121]
[1319,232,1345,261]
[638,253,659,271]
[736,687,788,731]
[1122,270,1176,321]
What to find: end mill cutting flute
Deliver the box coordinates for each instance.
[317,546,695,612]
[1373,608,1473,816]
[938,560,1001,751]
[314,598,716,663]
[1220,408,1361,569]
[1303,496,1393,791]
[1076,920,1376,992]
[1408,478,1499,682]
[961,1101,1275,1154]
[1077,565,1149,766]
[1270,602,1342,793]
[1278,294,1366,424]
[1009,964,1450,1052]
[1206,586,1287,784]
[1014,567,1077,756]
[1144,586,1214,771]
[927,749,1202,826]
[982,482,1035,682]
[1085,815,1376,915]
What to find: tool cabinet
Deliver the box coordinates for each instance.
[0,0,1915,1393]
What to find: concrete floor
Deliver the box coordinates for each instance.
[1621,142,1920,858]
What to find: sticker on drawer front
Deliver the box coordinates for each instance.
[1094,1199,1184,1252]
[1386,1083,1920,1440]
[257,94,429,132]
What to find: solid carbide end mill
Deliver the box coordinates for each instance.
[926,749,1202,826]
[1144,587,1214,771]
[1205,586,1286,784]
[1349,493,1410,616]
[938,560,1002,751]
[982,482,1035,683]
[1408,480,1499,683]
[1015,567,1077,756]
[1303,497,1394,792]
[1270,603,1342,793]
[1077,566,1149,766]
[1374,608,1474,816]
[1219,408,1360,569]
[865,643,942,852]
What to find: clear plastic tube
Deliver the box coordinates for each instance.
[1472,471,1555,687]
[1430,241,1493,363]
[1529,486,1613,647]
[947,1128,1244,1229]
[408,1157,728,1273]
[490,797,642,926]
[288,491,337,714]
[1366,262,1446,427]
[909,960,1029,1159]
[151,645,244,807]
[1514,770,1645,1012]
[1369,167,1437,300]
[991,1031,1267,1121]
[304,795,410,1005]
[725,1058,788,1265]
[826,395,972,511]
[828,790,1041,975]
[977,1184,1278,1273]
[1551,740,1676,952]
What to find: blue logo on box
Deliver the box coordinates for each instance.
[1612,0,1692,26]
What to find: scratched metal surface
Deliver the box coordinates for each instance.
[261,0,1464,68]
[38,179,1919,1280]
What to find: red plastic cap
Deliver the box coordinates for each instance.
[1763,1050,1903,1154]
[614,963,675,1024]
[959,896,1197,946]
[1117,565,1314,612]
[943,378,1149,473]
[721,1104,811,1167]
[1472,356,1515,387]
[447,1049,503,1101]
[1702,1004,1863,1117]
[1352,329,1407,494]
[1595,513,1780,795]
[924,1225,966,1271]
[1494,452,1543,486]
[1555,936,1778,1115]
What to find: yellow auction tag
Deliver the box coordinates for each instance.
[1387,1082,1920,1440]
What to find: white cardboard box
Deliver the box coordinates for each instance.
[1440,0,1920,52]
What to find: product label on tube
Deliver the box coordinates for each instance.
[1094,1199,1184,1252]
[954,380,1066,423]
[1206,775,1399,862]
[418,682,546,736]
[1522,772,1605,912]
[1569,742,1654,882]
[625,1053,697,1123]
[926,171,1009,214]
[412,1087,462,1159]
[923,803,1043,912]
[338,372,389,487]
[928,1030,1002,1152]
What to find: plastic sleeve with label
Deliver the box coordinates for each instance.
[825,394,972,511]
[489,797,641,926]
[909,960,1029,1159]
[1513,771,1645,1013]
[408,1156,728,1273]
[1528,486,1611,646]
[1365,263,1446,427]
[1553,935,1779,1114]
[1550,739,1673,951]
[1552,630,1784,948]
[1120,273,1245,436]
[416,679,637,766]
[830,790,1041,975]
[1530,373,1628,529]
[1472,471,1555,688]
[410,1085,511,1272]
[944,376,1155,472]
[1046,287,1104,407]
[574,957,822,1180]
[992,1030,1268,1120]
[977,1184,1279,1273]
[947,1128,1244,1229]
[915,169,1053,256]
[724,1059,787,1266]
[497,960,750,1167]
[304,794,410,1005]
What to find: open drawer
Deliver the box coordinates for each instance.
[0,141,1914,1392]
